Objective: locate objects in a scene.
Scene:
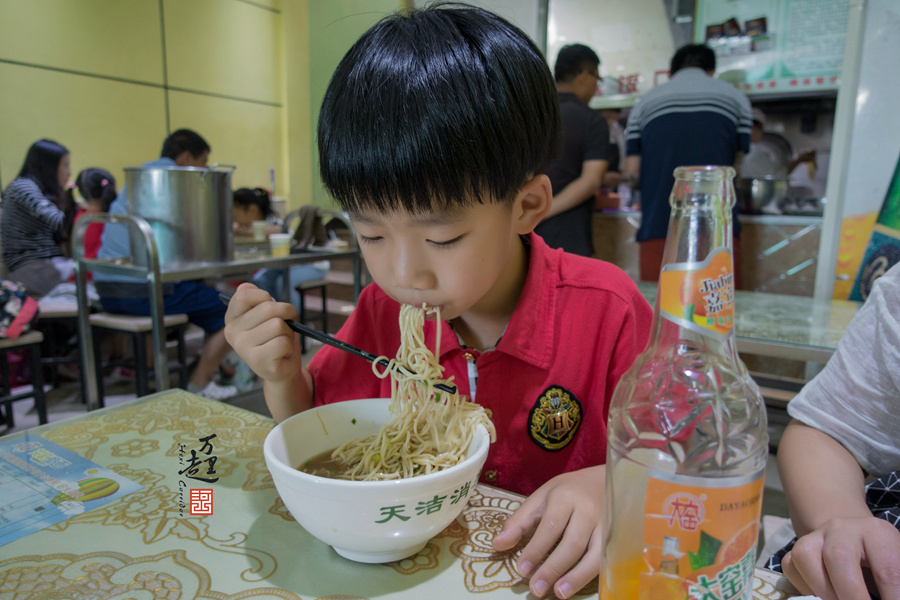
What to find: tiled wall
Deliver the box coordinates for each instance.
[0,0,289,196]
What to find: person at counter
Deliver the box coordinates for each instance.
[766,263,900,600]
[224,5,651,599]
[741,108,786,179]
[1,139,74,297]
[95,129,237,400]
[534,43,608,257]
[600,108,626,190]
[741,108,817,181]
[623,43,751,284]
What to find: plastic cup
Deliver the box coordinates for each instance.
[252,220,268,242]
[269,233,292,258]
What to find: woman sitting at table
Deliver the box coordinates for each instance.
[1,139,75,297]
[767,263,900,600]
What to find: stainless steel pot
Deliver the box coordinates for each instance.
[125,164,236,268]
[735,176,790,214]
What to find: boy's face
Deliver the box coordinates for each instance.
[349,201,525,321]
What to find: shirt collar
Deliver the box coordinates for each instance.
[438,232,557,370]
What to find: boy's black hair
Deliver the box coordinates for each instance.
[160,129,210,161]
[670,44,716,75]
[15,139,69,202]
[318,2,561,215]
[76,168,118,212]
[554,43,600,83]
[233,187,274,219]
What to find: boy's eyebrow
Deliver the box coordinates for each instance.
[349,209,466,226]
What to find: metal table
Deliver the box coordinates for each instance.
[637,281,861,363]
[72,213,363,411]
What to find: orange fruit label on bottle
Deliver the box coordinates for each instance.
[638,468,765,600]
[659,248,735,340]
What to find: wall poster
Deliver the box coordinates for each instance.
[694,0,850,96]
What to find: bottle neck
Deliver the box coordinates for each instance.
[647,171,738,353]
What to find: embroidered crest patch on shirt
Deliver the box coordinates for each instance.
[528,386,582,451]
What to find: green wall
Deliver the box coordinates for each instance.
[307,0,400,207]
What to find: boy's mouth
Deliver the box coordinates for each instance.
[399,301,443,318]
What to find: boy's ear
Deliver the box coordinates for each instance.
[513,174,552,234]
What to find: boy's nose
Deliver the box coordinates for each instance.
[392,249,436,290]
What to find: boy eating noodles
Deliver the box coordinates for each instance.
[224,4,651,597]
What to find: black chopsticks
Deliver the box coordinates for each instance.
[219,291,457,395]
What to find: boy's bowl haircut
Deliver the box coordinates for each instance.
[318,3,561,216]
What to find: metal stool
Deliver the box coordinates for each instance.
[89,312,190,406]
[295,279,328,353]
[35,301,80,389]
[0,330,47,430]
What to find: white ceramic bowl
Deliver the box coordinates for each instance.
[263,398,490,563]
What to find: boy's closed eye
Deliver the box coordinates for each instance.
[358,234,383,245]
[428,235,463,248]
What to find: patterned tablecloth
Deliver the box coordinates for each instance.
[0,390,801,599]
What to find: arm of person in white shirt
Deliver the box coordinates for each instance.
[544,160,607,219]
[778,420,900,600]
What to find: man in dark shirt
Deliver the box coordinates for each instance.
[624,44,751,283]
[535,44,608,257]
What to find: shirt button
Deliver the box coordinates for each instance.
[484,469,498,483]
[464,352,475,361]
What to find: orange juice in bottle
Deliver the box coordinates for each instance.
[601,166,768,600]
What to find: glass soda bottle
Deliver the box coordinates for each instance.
[601,166,768,600]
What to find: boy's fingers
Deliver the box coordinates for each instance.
[492,498,540,552]
[246,317,295,350]
[230,295,296,332]
[516,505,573,581]
[528,513,595,598]
[553,528,604,599]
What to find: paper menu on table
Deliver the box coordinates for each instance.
[0,434,142,546]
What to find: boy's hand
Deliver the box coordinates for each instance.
[781,515,900,600]
[224,283,301,383]
[492,465,605,599]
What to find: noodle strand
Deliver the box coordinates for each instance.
[331,304,496,480]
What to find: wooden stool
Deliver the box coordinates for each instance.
[89,312,190,406]
[0,330,47,429]
[295,279,328,353]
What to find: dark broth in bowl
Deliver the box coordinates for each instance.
[298,448,352,479]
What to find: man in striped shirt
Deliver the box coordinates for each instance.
[623,43,752,284]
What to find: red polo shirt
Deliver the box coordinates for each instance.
[309,233,652,495]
